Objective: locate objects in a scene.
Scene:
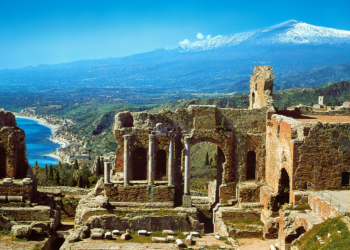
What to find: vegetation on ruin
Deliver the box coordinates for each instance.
[293,217,350,250]
[285,202,311,212]
[32,161,98,188]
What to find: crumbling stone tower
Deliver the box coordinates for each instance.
[249,66,274,109]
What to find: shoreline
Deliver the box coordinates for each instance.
[15,114,64,162]
[15,115,60,134]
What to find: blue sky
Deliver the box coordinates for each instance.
[1,0,350,69]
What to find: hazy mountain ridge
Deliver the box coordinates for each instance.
[1,20,350,109]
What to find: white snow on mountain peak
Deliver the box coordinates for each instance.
[168,20,350,52]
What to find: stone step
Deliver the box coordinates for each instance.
[239,202,262,208]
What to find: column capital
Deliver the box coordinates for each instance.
[169,131,177,138]
[149,133,156,139]
[124,134,131,141]
[184,135,192,144]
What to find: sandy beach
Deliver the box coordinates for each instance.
[15,115,60,134]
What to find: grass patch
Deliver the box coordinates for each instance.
[286,202,311,212]
[225,217,263,226]
[294,217,350,250]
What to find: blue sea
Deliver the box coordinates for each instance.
[16,117,61,167]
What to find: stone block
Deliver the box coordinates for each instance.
[182,195,191,207]
[91,233,103,240]
[176,239,186,248]
[152,237,168,242]
[0,196,6,203]
[162,229,174,235]
[185,235,193,245]
[7,196,23,202]
[121,233,131,240]
[11,225,33,238]
[105,232,112,240]
[167,235,175,241]
[112,230,120,236]
[190,231,200,237]
[138,229,147,236]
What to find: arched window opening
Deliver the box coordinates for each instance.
[252,92,255,106]
[274,168,290,211]
[122,114,133,128]
[155,150,167,180]
[131,148,147,180]
[247,151,256,180]
[0,146,6,178]
[342,172,350,186]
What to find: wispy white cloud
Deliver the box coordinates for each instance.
[179,39,190,45]
[197,32,204,39]
[206,35,211,39]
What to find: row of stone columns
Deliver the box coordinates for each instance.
[121,133,176,187]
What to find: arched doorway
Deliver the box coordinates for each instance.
[275,168,290,211]
[247,151,256,180]
[155,149,167,180]
[0,146,6,178]
[190,141,225,233]
[130,148,147,180]
[285,226,306,244]
[16,148,27,179]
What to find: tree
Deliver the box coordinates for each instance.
[96,158,102,176]
[78,175,83,188]
[204,152,209,166]
[55,170,60,185]
[74,159,79,169]
[101,158,105,175]
[45,164,48,180]
[49,165,54,180]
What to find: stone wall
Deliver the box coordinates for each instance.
[104,184,175,203]
[0,111,29,179]
[0,206,51,221]
[0,181,35,201]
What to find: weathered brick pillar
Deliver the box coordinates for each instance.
[123,135,130,186]
[148,133,155,185]
[168,132,175,186]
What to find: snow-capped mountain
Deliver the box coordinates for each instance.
[169,20,350,52]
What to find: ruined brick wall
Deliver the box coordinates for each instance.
[266,116,295,194]
[104,184,175,203]
[0,111,29,179]
[0,181,35,201]
[267,114,350,197]
[294,123,350,190]
[249,66,274,109]
[308,193,338,220]
[0,206,51,221]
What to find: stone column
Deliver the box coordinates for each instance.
[183,135,192,207]
[104,162,110,183]
[168,132,175,186]
[184,136,191,195]
[123,135,130,186]
[148,133,155,185]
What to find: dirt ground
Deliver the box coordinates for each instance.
[238,238,276,250]
[0,235,44,250]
